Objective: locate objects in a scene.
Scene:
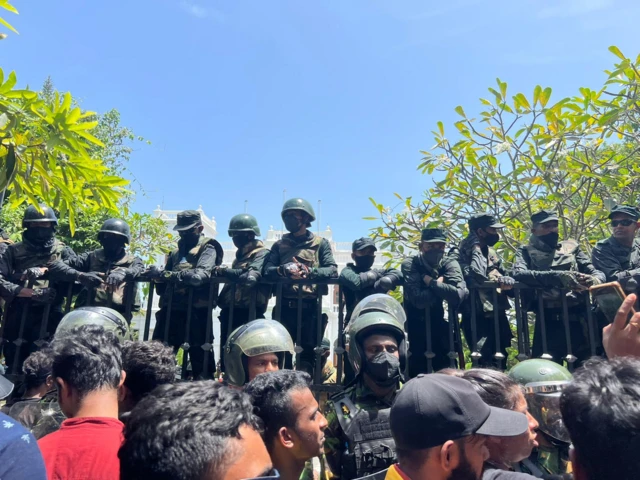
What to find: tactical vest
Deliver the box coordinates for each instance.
[164,236,220,309]
[478,247,510,314]
[219,242,270,309]
[277,233,326,298]
[333,394,396,478]
[75,249,140,313]
[523,239,581,308]
[9,239,67,289]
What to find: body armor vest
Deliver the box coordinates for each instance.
[9,239,66,289]
[220,241,270,308]
[333,394,396,478]
[277,233,326,298]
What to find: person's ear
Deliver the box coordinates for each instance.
[278,426,295,449]
[45,375,54,389]
[118,384,129,404]
[119,370,126,388]
[439,440,459,472]
[55,377,70,401]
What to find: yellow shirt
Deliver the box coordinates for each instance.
[385,464,410,480]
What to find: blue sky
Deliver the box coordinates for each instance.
[3,0,640,241]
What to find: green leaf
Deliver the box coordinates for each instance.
[437,121,444,136]
[0,15,18,34]
[539,87,552,107]
[514,93,531,110]
[455,106,466,118]
[608,45,625,60]
[533,85,542,106]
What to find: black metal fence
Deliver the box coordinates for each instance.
[0,278,602,389]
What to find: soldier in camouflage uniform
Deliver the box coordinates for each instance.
[592,204,640,302]
[264,198,338,373]
[402,228,467,376]
[509,359,573,478]
[0,205,99,374]
[217,214,270,370]
[147,210,223,379]
[511,210,605,365]
[48,218,144,320]
[324,295,406,480]
[457,213,515,368]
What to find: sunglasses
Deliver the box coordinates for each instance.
[611,219,636,227]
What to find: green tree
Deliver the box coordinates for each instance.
[369,46,640,267]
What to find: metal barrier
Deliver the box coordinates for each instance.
[0,278,601,385]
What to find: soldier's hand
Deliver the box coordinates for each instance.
[297,263,311,279]
[239,271,259,288]
[213,265,228,277]
[423,275,433,286]
[77,272,104,288]
[143,265,164,280]
[162,271,182,284]
[24,267,47,281]
[497,276,515,290]
[106,269,127,287]
[603,293,640,359]
[31,287,57,304]
[359,270,380,287]
[281,262,301,278]
[374,276,394,293]
[575,272,595,287]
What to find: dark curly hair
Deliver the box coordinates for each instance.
[22,349,53,390]
[244,370,311,446]
[51,324,123,397]
[122,341,175,404]
[119,381,263,480]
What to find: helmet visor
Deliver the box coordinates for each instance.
[350,294,406,327]
[235,321,295,358]
[525,383,571,443]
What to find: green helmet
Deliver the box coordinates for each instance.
[281,198,316,222]
[98,218,131,243]
[346,294,407,376]
[22,204,58,228]
[509,359,573,444]
[228,214,261,237]
[224,319,294,387]
[55,307,131,343]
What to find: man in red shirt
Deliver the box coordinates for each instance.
[38,324,126,480]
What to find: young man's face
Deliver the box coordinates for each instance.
[610,213,640,242]
[531,220,559,236]
[287,387,328,461]
[247,353,280,382]
[362,334,399,361]
[222,425,274,480]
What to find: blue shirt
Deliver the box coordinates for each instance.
[0,412,47,479]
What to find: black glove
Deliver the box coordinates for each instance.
[575,272,596,287]
[213,265,228,277]
[180,271,203,286]
[143,265,164,279]
[162,271,181,283]
[374,276,395,292]
[280,262,300,277]
[359,270,380,287]
[25,267,46,281]
[77,272,104,288]
[239,271,259,288]
[106,269,127,286]
[497,276,515,287]
[31,287,57,304]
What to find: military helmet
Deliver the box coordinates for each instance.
[22,204,58,228]
[508,359,572,444]
[224,319,294,387]
[228,214,261,237]
[281,198,316,222]
[98,218,131,243]
[55,306,131,343]
[346,294,407,376]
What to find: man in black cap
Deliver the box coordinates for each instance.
[145,209,223,379]
[457,213,515,367]
[511,209,604,365]
[386,373,529,480]
[402,228,467,376]
[592,204,640,298]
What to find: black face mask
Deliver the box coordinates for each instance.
[101,238,126,258]
[483,231,500,247]
[232,234,252,250]
[365,351,401,387]
[354,255,375,270]
[283,216,303,234]
[23,227,55,246]
[179,229,200,249]
[538,231,559,248]
[422,250,444,267]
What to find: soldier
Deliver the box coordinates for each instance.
[592,204,640,298]
[457,212,515,367]
[0,226,13,256]
[48,218,144,320]
[263,198,338,372]
[217,214,270,369]
[0,205,99,374]
[511,210,605,365]
[223,318,295,388]
[401,228,467,376]
[509,359,573,478]
[146,210,223,379]
[324,294,406,479]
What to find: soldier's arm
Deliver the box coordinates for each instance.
[263,244,282,279]
[576,247,606,284]
[181,243,216,286]
[155,256,173,296]
[0,247,23,299]
[591,242,635,282]
[468,245,490,284]
[339,265,380,290]
[47,252,93,283]
[224,248,270,281]
[509,247,565,288]
[124,256,145,279]
[323,400,346,480]
[401,257,431,309]
[311,239,338,279]
[381,266,403,287]
[430,258,467,307]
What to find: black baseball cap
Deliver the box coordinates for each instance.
[608,204,640,220]
[173,210,202,231]
[468,213,505,231]
[390,374,529,450]
[421,228,447,243]
[531,210,558,224]
[352,237,377,252]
